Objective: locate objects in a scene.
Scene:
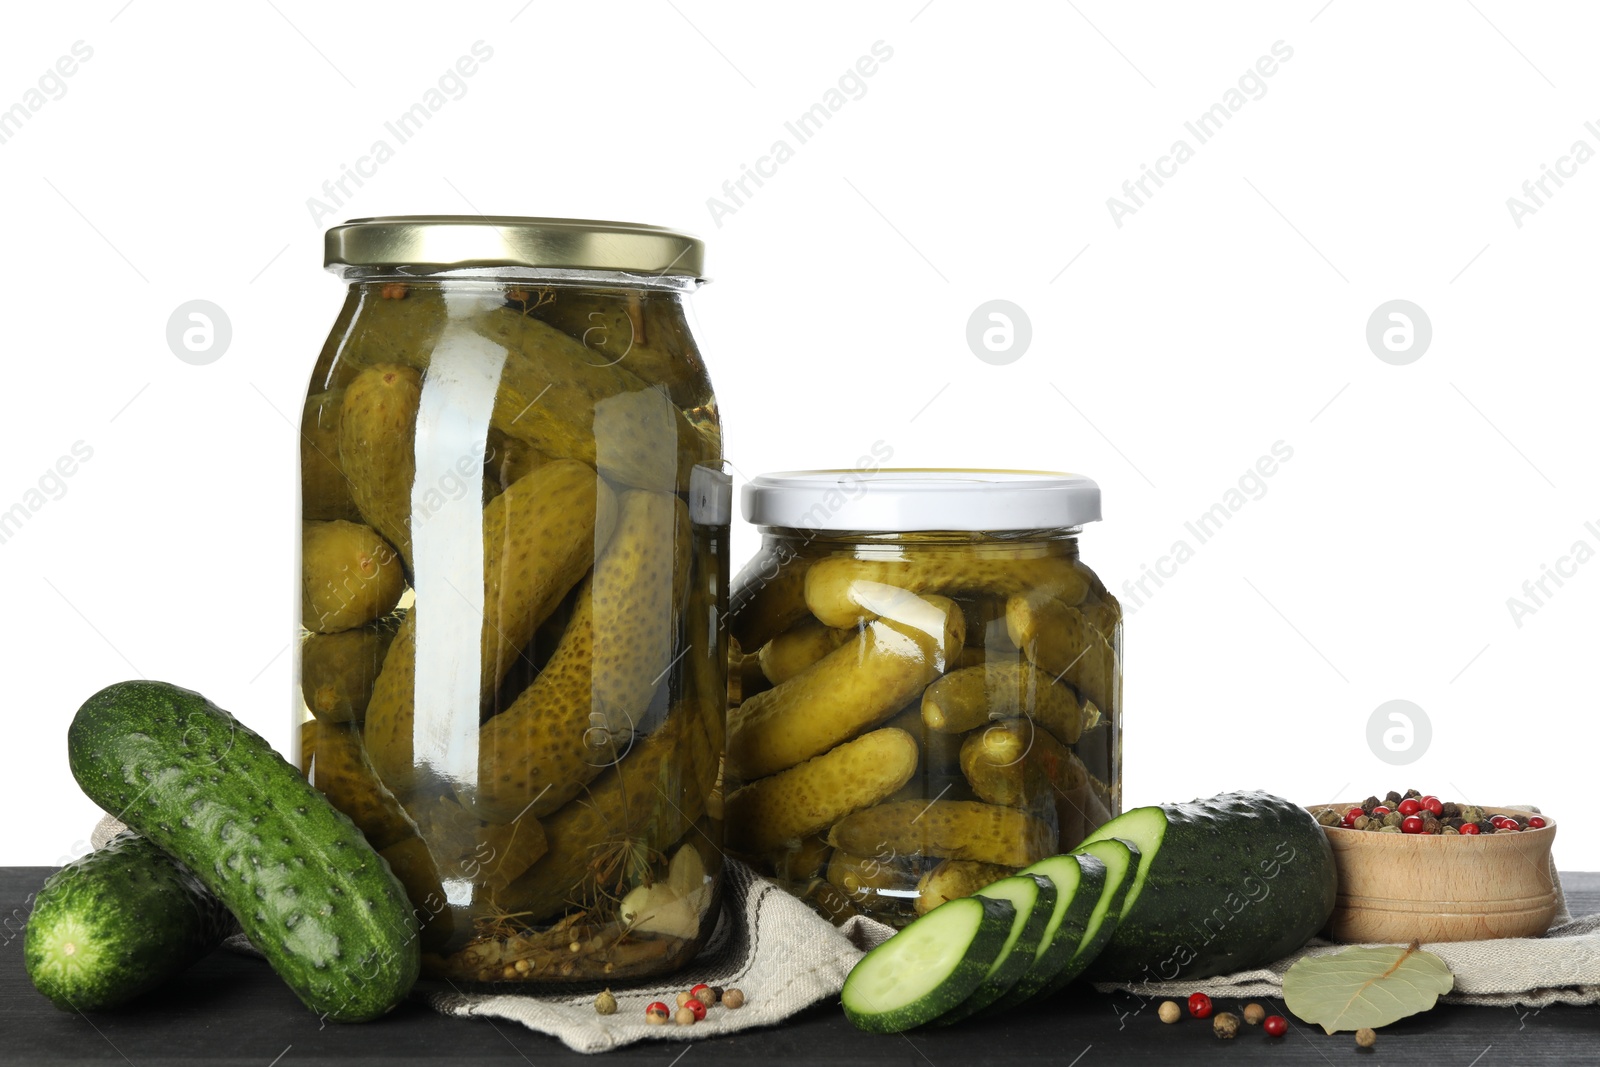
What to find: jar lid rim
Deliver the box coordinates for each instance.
[741,468,1102,532]
[324,216,705,277]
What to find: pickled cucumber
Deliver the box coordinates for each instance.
[729,552,814,651]
[530,290,708,405]
[1005,593,1117,714]
[301,616,401,723]
[339,364,422,566]
[301,520,406,634]
[725,728,919,857]
[922,662,1088,745]
[827,848,919,906]
[826,800,1054,868]
[884,703,964,777]
[377,836,457,952]
[727,595,963,780]
[404,792,548,892]
[765,834,832,882]
[915,859,1014,916]
[959,719,1103,846]
[364,460,618,794]
[305,721,416,851]
[495,710,710,922]
[473,308,716,491]
[758,619,853,685]
[483,427,548,495]
[475,490,691,822]
[804,552,1090,629]
[300,389,361,522]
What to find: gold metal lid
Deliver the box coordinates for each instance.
[324,216,705,278]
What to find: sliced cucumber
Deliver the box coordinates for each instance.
[993,852,1107,1008]
[1035,838,1138,998]
[935,874,1055,1024]
[841,895,1016,1033]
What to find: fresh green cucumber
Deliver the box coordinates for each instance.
[993,850,1108,1007]
[24,831,236,1010]
[68,680,420,1022]
[935,874,1055,1024]
[1078,790,1336,981]
[841,895,1016,1033]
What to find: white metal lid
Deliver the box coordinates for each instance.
[741,469,1102,532]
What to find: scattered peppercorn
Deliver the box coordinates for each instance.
[1158,1000,1181,1024]
[1356,1027,1377,1048]
[676,991,694,1008]
[1263,1015,1288,1037]
[1242,1003,1266,1026]
[594,989,617,1015]
[1213,1012,1240,1039]
[1188,992,1213,1019]
[686,998,708,1021]
[693,985,717,1007]
[723,988,746,1010]
[675,1006,696,1026]
[645,1002,670,1024]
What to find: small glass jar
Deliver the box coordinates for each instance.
[294,217,730,984]
[725,470,1120,928]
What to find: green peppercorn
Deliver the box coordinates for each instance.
[1378,825,1402,833]
[1442,827,1459,835]
[1461,805,1485,826]
[1383,811,1404,828]
[1315,808,1342,827]
[1352,815,1372,830]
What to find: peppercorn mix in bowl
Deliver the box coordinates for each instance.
[1308,791,1558,944]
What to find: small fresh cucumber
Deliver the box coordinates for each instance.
[25,831,235,1011]
[993,851,1108,1008]
[68,680,420,1022]
[1078,790,1336,981]
[935,873,1055,1024]
[842,895,1016,1033]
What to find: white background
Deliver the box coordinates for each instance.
[1,1,1594,870]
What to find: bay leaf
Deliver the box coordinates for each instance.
[1283,941,1454,1034]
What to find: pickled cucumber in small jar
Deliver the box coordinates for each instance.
[294,217,730,984]
[725,470,1120,927]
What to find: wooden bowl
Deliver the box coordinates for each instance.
[1317,805,1559,944]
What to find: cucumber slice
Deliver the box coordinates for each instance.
[1034,838,1138,999]
[841,895,1016,1033]
[993,852,1106,1008]
[935,874,1055,1024]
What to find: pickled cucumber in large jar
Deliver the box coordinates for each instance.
[726,471,1120,928]
[295,217,729,984]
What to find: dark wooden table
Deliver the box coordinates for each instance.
[3,867,1596,1065]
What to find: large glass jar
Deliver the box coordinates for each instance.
[726,470,1120,928]
[294,217,730,985]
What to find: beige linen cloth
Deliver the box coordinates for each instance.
[91,815,1599,1052]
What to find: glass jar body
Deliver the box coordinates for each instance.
[726,527,1121,927]
[295,273,728,984]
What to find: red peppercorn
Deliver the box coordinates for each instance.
[1401,815,1425,834]
[1529,816,1547,829]
[1397,799,1422,817]
[685,998,708,1021]
[1263,1015,1288,1037]
[1423,796,1443,816]
[1371,806,1391,816]
[645,1002,671,1022]
[1188,992,1213,1019]
[1460,823,1480,835]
